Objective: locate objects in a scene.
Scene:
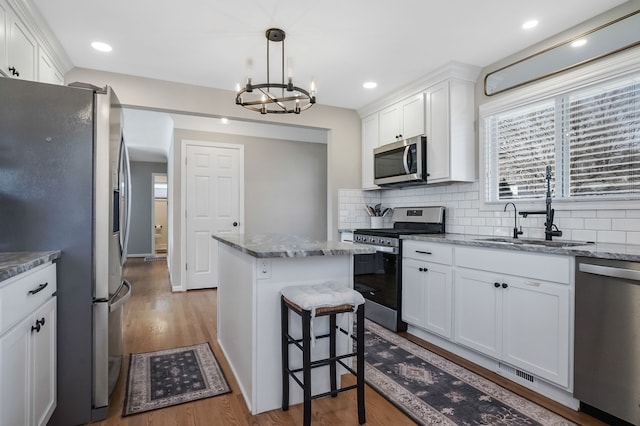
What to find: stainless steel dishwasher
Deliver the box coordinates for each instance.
[575,256,640,425]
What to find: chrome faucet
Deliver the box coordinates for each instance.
[518,165,563,241]
[503,202,523,239]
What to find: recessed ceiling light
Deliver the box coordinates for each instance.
[571,39,587,48]
[91,41,112,52]
[363,81,378,89]
[522,19,539,30]
[221,118,228,124]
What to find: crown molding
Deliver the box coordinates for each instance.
[357,61,481,118]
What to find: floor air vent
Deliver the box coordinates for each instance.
[498,362,536,383]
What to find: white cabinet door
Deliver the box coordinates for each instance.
[38,49,63,85]
[402,258,426,326]
[31,298,56,426]
[361,113,379,190]
[0,314,31,426]
[403,258,452,338]
[379,95,425,145]
[401,93,425,140]
[501,279,569,387]
[422,262,452,338]
[425,80,450,182]
[454,268,501,359]
[379,103,401,145]
[6,12,36,80]
[0,1,7,75]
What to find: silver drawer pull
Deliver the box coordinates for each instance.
[523,280,540,287]
[28,282,48,295]
[416,250,432,255]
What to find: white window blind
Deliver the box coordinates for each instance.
[484,71,640,202]
[567,78,640,197]
[486,100,556,201]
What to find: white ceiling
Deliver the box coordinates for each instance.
[31,0,630,161]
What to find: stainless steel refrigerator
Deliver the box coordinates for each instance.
[0,77,132,424]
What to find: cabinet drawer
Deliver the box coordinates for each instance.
[455,246,571,284]
[0,263,56,334]
[403,240,453,265]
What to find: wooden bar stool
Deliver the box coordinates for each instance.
[280,282,366,426]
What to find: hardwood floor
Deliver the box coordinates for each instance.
[97,258,604,426]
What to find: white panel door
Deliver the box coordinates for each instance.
[186,144,242,289]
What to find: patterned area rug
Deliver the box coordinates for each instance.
[364,320,576,425]
[123,342,231,416]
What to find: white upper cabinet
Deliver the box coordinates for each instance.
[0,1,7,74]
[425,78,476,183]
[38,48,63,85]
[359,63,479,189]
[379,93,425,145]
[0,0,67,84]
[6,10,36,80]
[361,113,379,190]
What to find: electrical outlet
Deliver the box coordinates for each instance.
[258,258,272,279]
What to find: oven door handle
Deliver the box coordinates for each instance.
[371,245,398,254]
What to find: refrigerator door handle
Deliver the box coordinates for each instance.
[109,279,132,313]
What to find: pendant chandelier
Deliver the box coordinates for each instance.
[235,28,316,114]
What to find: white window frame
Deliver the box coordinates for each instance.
[479,46,640,212]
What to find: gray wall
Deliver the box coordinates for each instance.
[174,129,327,239]
[129,161,167,256]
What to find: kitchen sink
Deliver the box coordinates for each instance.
[476,237,594,248]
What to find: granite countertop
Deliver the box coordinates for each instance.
[402,233,640,262]
[212,233,375,258]
[0,251,61,283]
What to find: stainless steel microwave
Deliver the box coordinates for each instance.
[374,135,427,187]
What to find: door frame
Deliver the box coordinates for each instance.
[179,139,245,292]
[151,172,168,255]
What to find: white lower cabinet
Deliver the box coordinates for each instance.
[453,267,570,387]
[402,241,572,390]
[402,258,452,338]
[0,264,57,426]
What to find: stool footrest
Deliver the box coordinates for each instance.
[286,351,357,375]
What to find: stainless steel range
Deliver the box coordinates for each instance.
[353,206,445,331]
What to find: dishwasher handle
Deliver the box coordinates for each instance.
[579,262,640,282]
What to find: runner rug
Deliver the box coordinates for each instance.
[364,320,575,425]
[123,342,231,416]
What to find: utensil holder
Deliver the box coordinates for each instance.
[370,216,384,228]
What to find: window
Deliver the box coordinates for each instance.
[484,72,640,202]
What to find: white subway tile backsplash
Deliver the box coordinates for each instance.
[596,230,626,244]
[571,229,597,242]
[338,187,640,243]
[584,218,612,231]
[597,209,626,218]
[571,210,597,218]
[626,232,640,245]
[612,218,640,231]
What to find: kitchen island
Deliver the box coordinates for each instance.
[212,233,374,415]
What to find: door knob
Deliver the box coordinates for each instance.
[232,221,239,227]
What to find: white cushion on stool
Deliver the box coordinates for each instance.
[281,282,364,347]
[281,281,364,315]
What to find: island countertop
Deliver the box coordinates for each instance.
[0,251,61,283]
[212,233,375,258]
